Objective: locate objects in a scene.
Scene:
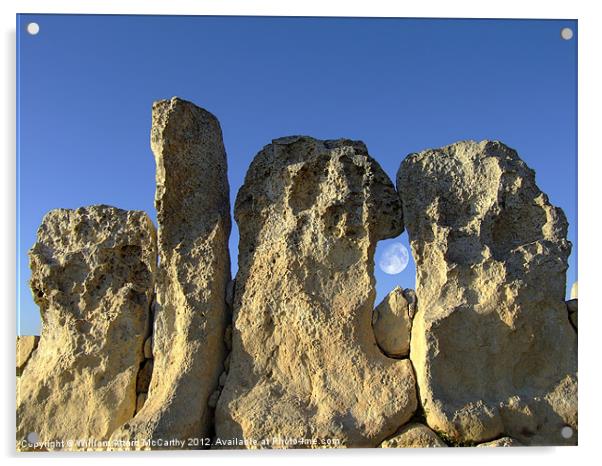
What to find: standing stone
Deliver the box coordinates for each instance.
[215,136,416,448]
[17,206,156,449]
[372,287,414,358]
[398,140,577,445]
[16,336,39,376]
[111,98,231,448]
[380,423,447,448]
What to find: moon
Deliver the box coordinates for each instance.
[379,242,410,275]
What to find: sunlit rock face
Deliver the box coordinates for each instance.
[215,136,416,448]
[380,423,447,448]
[398,140,577,446]
[15,94,578,451]
[111,98,231,448]
[477,437,523,447]
[17,206,156,450]
[372,287,414,358]
[16,336,39,377]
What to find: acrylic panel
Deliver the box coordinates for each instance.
[16,14,577,451]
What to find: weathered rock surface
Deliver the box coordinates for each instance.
[570,310,577,329]
[111,97,231,448]
[215,136,416,448]
[143,336,153,359]
[372,287,414,358]
[16,336,39,376]
[398,140,577,446]
[136,393,148,413]
[380,423,447,448]
[477,437,522,447]
[17,206,156,449]
[567,299,578,330]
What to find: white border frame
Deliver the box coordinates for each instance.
[2,1,599,465]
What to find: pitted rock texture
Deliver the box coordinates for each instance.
[215,136,417,448]
[477,437,522,447]
[398,140,577,445]
[16,336,39,376]
[380,423,447,448]
[17,206,156,450]
[111,98,231,448]
[372,287,414,358]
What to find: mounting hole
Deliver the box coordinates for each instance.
[26,22,40,35]
[26,431,39,444]
[560,426,574,439]
[560,27,573,41]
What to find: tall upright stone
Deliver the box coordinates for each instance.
[398,140,577,445]
[111,98,231,447]
[17,206,156,450]
[215,136,416,448]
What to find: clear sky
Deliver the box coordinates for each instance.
[17,15,577,335]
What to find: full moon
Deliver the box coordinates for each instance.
[378,242,410,275]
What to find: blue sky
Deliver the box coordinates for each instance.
[17,15,577,335]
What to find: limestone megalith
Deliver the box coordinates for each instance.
[215,136,416,448]
[17,206,156,450]
[111,98,231,448]
[398,140,577,445]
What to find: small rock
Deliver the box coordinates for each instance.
[136,393,148,412]
[477,437,522,447]
[381,423,447,448]
[143,336,153,359]
[136,360,154,393]
[372,287,412,358]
